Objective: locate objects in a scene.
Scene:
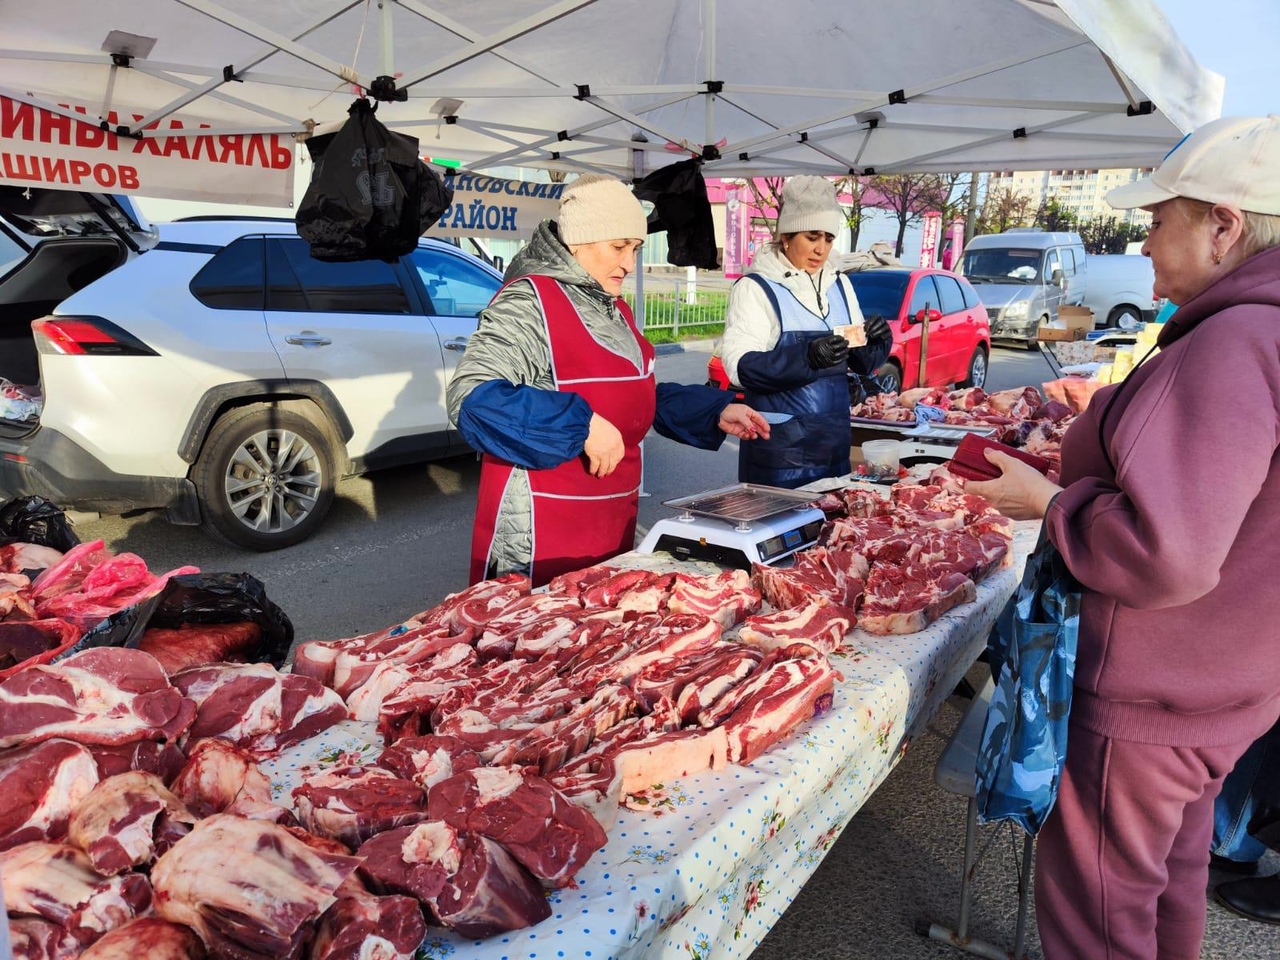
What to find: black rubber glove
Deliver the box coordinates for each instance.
[806,334,849,369]
[863,313,892,343]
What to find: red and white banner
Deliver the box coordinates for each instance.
[723,186,747,279]
[919,211,942,269]
[0,95,295,206]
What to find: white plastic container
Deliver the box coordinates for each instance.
[861,439,900,478]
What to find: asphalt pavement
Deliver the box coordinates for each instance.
[73,345,1280,959]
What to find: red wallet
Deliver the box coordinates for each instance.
[949,433,1051,482]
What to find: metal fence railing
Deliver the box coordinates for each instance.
[622,281,731,345]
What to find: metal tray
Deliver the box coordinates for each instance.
[661,483,819,523]
[850,416,996,441]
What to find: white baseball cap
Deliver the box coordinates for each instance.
[1106,115,1280,215]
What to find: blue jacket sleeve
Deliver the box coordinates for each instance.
[456,379,593,469]
[848,333,891,376]
[735,341,816,393]
[652,382,731,451]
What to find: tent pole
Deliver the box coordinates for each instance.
[703,0,716,146]
[379,0,395,75]
[632,141,651,498]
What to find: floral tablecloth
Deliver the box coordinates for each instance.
[264,484,1040,960]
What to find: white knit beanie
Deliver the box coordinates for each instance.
[775,175,842,237]
[556,174,649,245]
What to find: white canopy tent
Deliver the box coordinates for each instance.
[0,0,1223,196]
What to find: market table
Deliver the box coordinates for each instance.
[263,480,1040,960]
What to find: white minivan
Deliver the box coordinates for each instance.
[959,230,1088,344]
[1081,254,1157,330]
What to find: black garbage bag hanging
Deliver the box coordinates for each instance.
[632,158,719,270]
[297,98,453,262]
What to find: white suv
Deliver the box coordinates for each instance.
[0,197,502,550]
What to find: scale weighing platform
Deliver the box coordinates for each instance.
[636,483,826,569]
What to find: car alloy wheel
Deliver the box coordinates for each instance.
[224,428,323,535]
[961,348,988,389]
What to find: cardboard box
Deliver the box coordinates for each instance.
[1058,305,1096,332]
[1036,325,1086,342]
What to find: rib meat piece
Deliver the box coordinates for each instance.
[667,569,762,629]
[736,596,855,655]
[0,648,195,749]
[345,641,476,722]
[567,613,720,687]
[428,767,606,888]
[68,772,197,875]
[292,766,429,849]
[169,739,273,819]
[78,918,206,960]
[171,663,345,757]
[151,815,360,960]
[673,646,767,726]
[0,739,99,851]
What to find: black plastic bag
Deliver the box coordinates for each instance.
[0,495,80,552]
[632,158,719,269]
[297,98,454,262]
[144,572,294,669]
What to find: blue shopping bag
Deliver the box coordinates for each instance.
[975,533,1081,834]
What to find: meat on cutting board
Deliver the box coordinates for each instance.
[68,772,197,875]
[0,738,99,851]
[1,841,152,949]
[0,648,196,749]
[171,662,345,756]
[292,766,430,849]
[77,918,207,960]
[151,815,359,960]
[428,766,606,888]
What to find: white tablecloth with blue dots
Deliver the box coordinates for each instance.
[263,481,1040,960]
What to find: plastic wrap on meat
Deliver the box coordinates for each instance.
[736,596,855,655]
[309,885,425,960]
[30,540,199,628]
[151,815,359,960]
[1,841,152,948]
[376,735,482,791]
[427,766,606,888]
[0,619,82,678]
[0,739,100,851]
[89,741,187,786]
[292,766,429,849]
[172,663,345,757]
[0,648,196,749]
[169,739,273,818]
[78,917,206,960]
[135,623,263,674]
[667,569,762,629]
[69,772,197,875]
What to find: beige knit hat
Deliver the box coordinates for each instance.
[776,175,842,237]
[557,174,649,245]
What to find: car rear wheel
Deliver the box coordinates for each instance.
[958,346,988,389]
[193,404,337,550]
[1107,305,1143,331]
[875,361,903,396]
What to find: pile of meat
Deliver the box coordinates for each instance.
[796,467,1015,634]
[852,386,1075,478]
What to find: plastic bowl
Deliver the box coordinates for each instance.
[861,439,900,478]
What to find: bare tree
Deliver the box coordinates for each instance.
[744,176,786,236]
[833,174,868,251]
[976,185,1035,235]
[866,173,957,257]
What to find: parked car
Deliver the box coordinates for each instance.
[1080,253,1157,330]
[959,229,1087,344]
[0,196,504,550]
[706,267,991,397]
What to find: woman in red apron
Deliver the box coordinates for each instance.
[446,175,768,586]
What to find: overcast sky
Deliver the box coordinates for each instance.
[1156,0,1279,116]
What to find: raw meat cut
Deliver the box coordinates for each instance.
[151,815,360,960]
[790,546,869,607]
[169,739,272,818]
[1,841,151,948]
[78,918,207,959]
[672,646,767,726]
[818,515,900,552]
[434,572,532,632]
[473,594,582,661]
[0,619,80,678]
[630,641,739,711]
[0,648,195,749]
[310,884,425,960]
[171,662,345,756]
[30,541,198,628]
[840,488,894,518]
[355,823,450,902]
[736,596,855,655]
[345,641,476,722]
[89,741,187,786]
[0,542,64,574]
[135,622,263,674]
[330,625,468,700]
[292,766,430,848]
[488,683,642,773]
[0,739,99,851]
[427,766,606,888]
[68,772,197,874]
[751,549,863,611]
[667,569,762,629]
[567,613,721,687]
[859,564,977,635]
[10,916,74,960]
[376,735,482,791]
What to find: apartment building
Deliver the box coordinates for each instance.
[988,167,1155,227]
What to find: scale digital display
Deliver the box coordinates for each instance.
[783,529,803,547]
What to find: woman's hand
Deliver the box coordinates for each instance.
[583,414,625,477]
[966,449,1062,521]
[719,404,772,441]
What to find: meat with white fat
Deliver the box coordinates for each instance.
[736,596,855,655]
[68,772,197,875]
[169,738,273,819]
[78,918,206,960]
[0,739,99,851]
[292,766,430,849]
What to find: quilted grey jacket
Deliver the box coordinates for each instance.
[446,219,644,576]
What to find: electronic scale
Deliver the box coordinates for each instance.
[636,483,826,569]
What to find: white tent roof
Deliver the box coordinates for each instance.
[0,0,1223,179]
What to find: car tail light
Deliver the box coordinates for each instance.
[32,316,158,357]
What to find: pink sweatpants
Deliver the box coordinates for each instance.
[1034,720,1253,960]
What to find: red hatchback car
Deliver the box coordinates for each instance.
[706,267,991,396]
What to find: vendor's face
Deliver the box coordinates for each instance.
[570,239,643,296]
[782,231,835,273]
[1140,198,1225,305]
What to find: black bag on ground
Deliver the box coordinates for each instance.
[0,495,80,552]
[297,98,453,262]
[145,572,294,668]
